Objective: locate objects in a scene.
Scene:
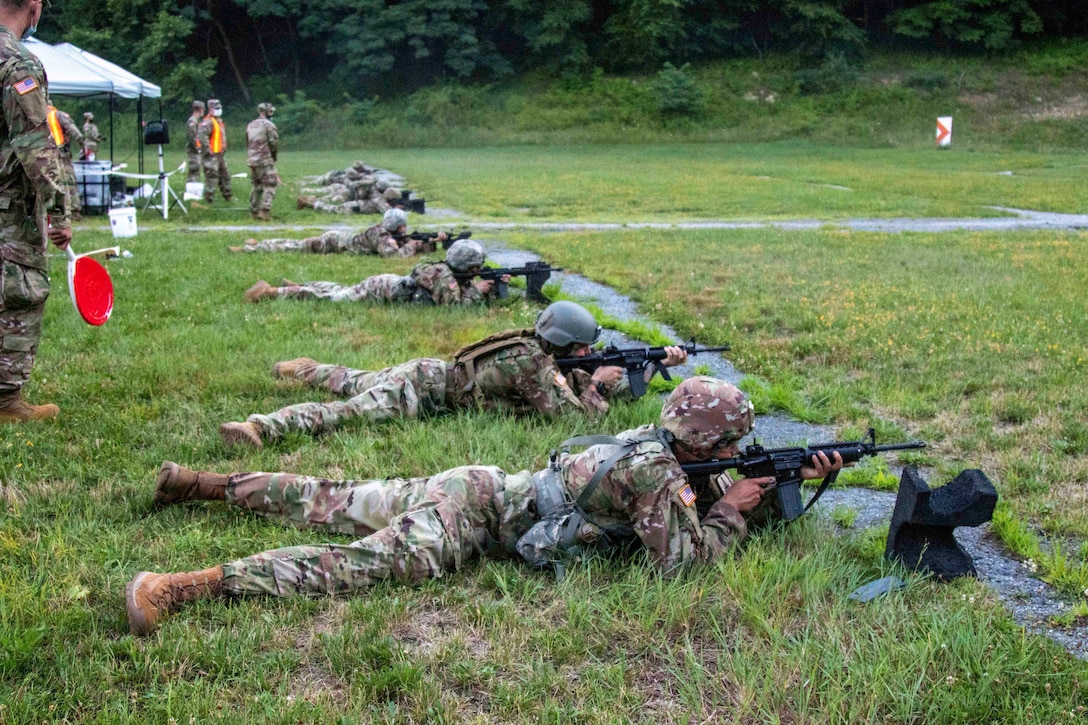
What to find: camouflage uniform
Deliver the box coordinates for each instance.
[310,198,388,215]
[247,330,615,441]
[276,262,487,306]
[197,112,231,203]
[0,28,72,394]
[185,111,203,183]
[245,115,278,215]
[215,424,746,596]
[242,223,417,257]
[81,117,102,158]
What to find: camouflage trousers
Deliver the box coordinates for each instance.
[278,274,412,303]
[202,153,232,202]
[249,357,452,440]
[0,259,50,393]
[312,198,387,215]
[249,163,279,214]
[186,151,202,183]
[243,230,362,254]
[219,465,537,596]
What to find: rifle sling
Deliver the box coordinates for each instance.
[802,469,839,514]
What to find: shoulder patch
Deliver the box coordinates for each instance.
[678,484,696,507]
[13,77,37,95]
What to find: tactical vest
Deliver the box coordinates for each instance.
[448,328,536,404]
[515,428,674,578]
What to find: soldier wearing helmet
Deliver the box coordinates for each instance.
[245,102,279,221]
[197,99,232,204]
[126,377,841,635]
[215,300,687,449]
[185,100,205,183]
[240,238,510,306]
[231,207,435,258]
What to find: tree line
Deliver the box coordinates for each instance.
[38,0,1085,104]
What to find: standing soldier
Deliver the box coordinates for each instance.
[0,0,77,422]
[245,102,278,221]
[185,100,204,184]
[81,111,102,160]
[197,98,231,204]
[46,105,82,221]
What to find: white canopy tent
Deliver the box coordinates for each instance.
[24,38,163,175]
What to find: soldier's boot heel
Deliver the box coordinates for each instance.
[154,462,228,506]
[219,421,264,449]
[271,357,320,380]
[126,566,225,635]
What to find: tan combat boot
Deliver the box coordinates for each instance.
[244,280,278,303]
[256,210,272,222]
[154,461,228,506]
[219,421,263,449]
[279,278,300,287]
[125,566,225,635]
[271,357,319,379]
[0,390,59,424]
[296,196,316,210]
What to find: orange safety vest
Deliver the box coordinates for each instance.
[46,107,65,146]
[208,117,225,154]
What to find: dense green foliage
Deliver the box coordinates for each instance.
[36,0,1088,102]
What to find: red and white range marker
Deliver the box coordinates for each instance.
[936,116,952,148]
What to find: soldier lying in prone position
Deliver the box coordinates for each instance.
[217,301,688,449]
[126,377,845,635]
[243,240,508,306]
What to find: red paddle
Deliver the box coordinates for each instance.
[66,245,114,326]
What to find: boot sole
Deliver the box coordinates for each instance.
[153,462,180,506]
[126,572,157,636]
[219,423,263,449]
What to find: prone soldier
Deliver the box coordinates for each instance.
[243,239,509,305]
[217,300,688,449]
[125,378,844,635]
[231,208,432,258]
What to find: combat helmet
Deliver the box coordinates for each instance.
[382,187,402,201]
[660,377,754,455]
[535,301,601,349]
[381,208,408,232]
[445,240,485,272]
[257,102,276,117]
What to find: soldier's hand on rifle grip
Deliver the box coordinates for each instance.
[800,451,846,480]
[475,279,495,295]
[590,365,624,390]
[721,476,775,512]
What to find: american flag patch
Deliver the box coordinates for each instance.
[678,484,696,507]
[13,77,38,95]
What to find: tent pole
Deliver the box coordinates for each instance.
[137,97,144,177]
[108,94,114,168]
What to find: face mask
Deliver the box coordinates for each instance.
[212,109,222,117]
[20,23,36,40]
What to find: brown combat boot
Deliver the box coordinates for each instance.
[154,461,228,506]
[271,357,319,380]
[0,390,59,424]
[296,196,315,210]
[279,278,300,287]
[245,280,278,303]
[219,421,263,449]
[256,210,272,222]
[125,566,225,635]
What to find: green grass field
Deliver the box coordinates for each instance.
[2,143,1086,722]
